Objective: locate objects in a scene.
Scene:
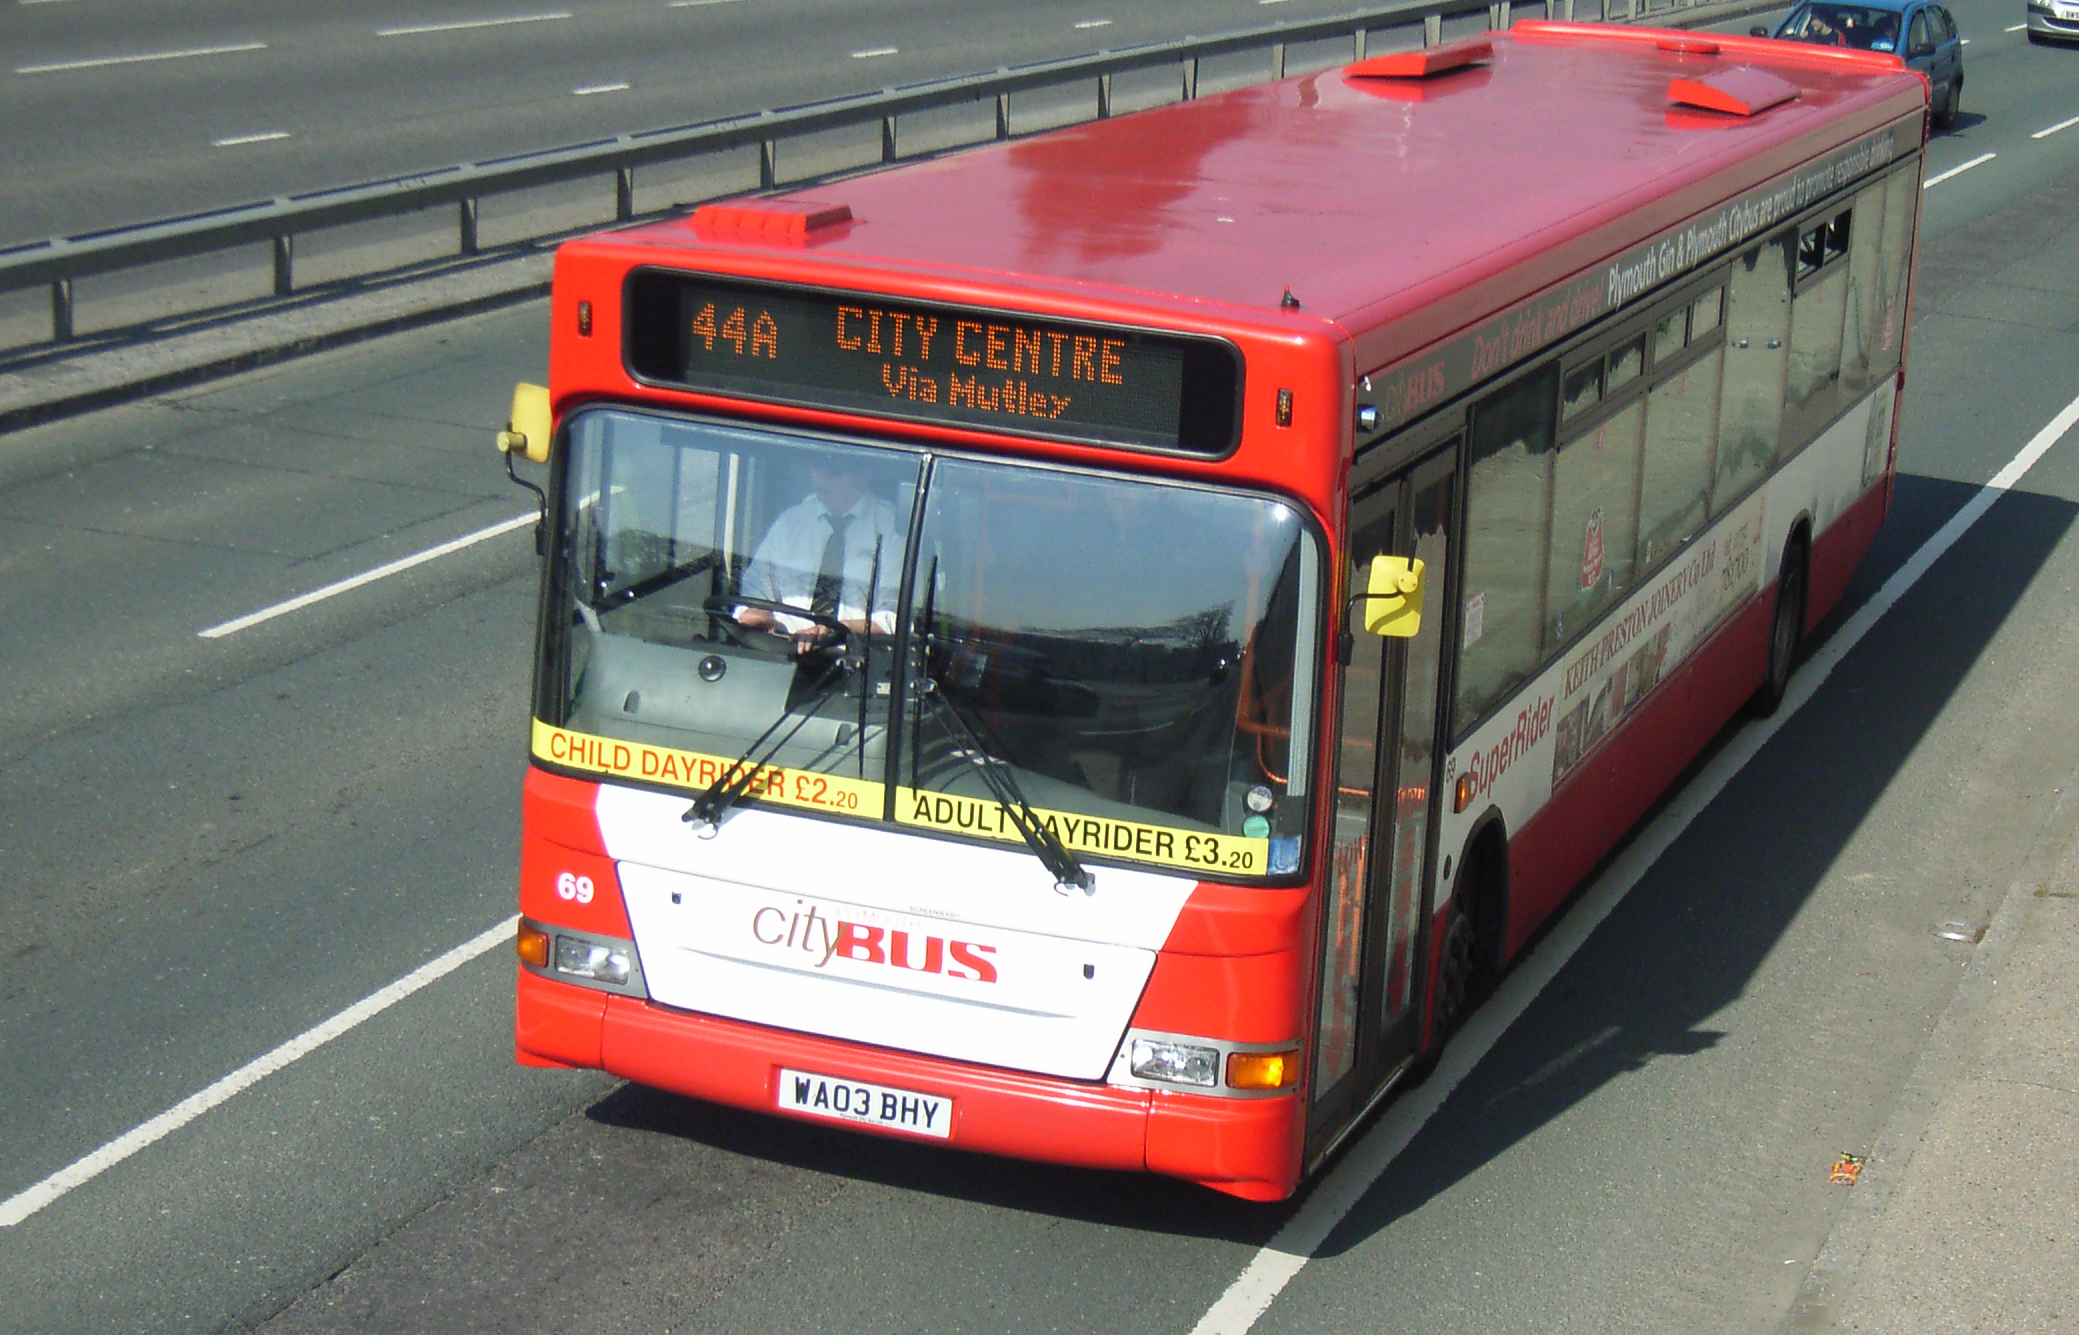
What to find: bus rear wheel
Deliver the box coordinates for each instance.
[1751,533,1807,717]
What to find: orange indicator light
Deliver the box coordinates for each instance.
[517,924,551,968]
[1276,389,1294,428]
[1227,1049,1298,1090]
[1454,772,1476,813]
[577,300,594,337]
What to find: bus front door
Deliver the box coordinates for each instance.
[1307,444,1457,1159]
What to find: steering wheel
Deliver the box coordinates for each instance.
[702,597,856,652]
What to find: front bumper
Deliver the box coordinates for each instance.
[2027,5,2079,37]
[516,968,1305,1199]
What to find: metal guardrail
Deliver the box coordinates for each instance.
[0,0,1700,347]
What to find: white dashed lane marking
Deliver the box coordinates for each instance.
[16,41,266,74]
[376,11,571,37]
[197,513,535,639]
[0,917,520,1228]
[1923,152,1995,187]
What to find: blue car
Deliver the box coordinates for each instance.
[1754,0,1965,126]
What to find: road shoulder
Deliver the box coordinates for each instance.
[1787,784,2079,1332]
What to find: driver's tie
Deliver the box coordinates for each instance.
[810,512,853,621]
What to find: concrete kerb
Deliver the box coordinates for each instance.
[1779,765,2079,1333]
[0,0,1790,440]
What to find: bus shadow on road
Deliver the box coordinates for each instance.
[1313,473,2077,1257]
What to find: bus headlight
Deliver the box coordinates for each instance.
[555,935,632,986]
[1129,1038,1220,1087]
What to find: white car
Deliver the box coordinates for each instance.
[2027,0,2079,43]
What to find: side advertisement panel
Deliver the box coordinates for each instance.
[1435,487,1770,909]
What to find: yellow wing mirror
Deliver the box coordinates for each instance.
[495,382,553,464]
[1362,555,1424,638]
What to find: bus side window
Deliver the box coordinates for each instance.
[1456,364,1558,732]
[1873,164,1918,387]
[1785,212,1851,447]
[1545,398,1643,648]
[1864,164,1921,486]
[1713,238,1792,512]
[1637,343,1723,570]
[1839,181,1889,398]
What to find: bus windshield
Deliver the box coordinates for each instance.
[539,407,1319,878]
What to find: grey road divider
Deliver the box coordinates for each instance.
[0,0,1783,436]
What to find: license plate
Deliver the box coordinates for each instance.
[776,1068,952,1139]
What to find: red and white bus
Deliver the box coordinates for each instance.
[502,22,1926,1200]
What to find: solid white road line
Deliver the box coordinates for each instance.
[197,512,534,639]
[0,915,519,1229]
[2033,112,2079,139]
[2005,21,2027,29]
[572,81,630,95]
[16,41,266,74]
[669,0,744,6]
[851,45,899,57]
[1074,18,1113,28]
[377,11,570,37]
[212,131,290,147]
[1923,152,1995,187]
[1188,387,2079,1335]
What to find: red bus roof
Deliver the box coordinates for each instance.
[592,23,1922,379]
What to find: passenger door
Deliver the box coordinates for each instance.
[1307,438,1458,1157]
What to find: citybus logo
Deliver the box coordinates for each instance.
[750,900,998,983]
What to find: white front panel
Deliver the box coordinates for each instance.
[595,784,1198,1079]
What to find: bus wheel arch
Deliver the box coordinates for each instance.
[1435,812,1509,1041]
[1752,520,1811,717]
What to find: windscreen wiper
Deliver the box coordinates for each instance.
[914,665,1093,893]
[682,648,854,834]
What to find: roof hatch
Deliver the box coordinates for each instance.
[1345,36,1493,79]
[1667,65,1801,116]
[689,197,853,243]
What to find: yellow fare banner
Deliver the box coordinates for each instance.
[530,721,1264,876]
[531,721,883,818]
[895,787,1268,879]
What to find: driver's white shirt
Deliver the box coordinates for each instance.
[737,492,903,635]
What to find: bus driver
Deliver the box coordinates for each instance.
[734,461,903,653]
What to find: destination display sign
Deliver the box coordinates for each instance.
[625,271,1241,455]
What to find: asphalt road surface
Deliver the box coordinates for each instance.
[3,3,2079,1332]
[0,0,1379,246]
